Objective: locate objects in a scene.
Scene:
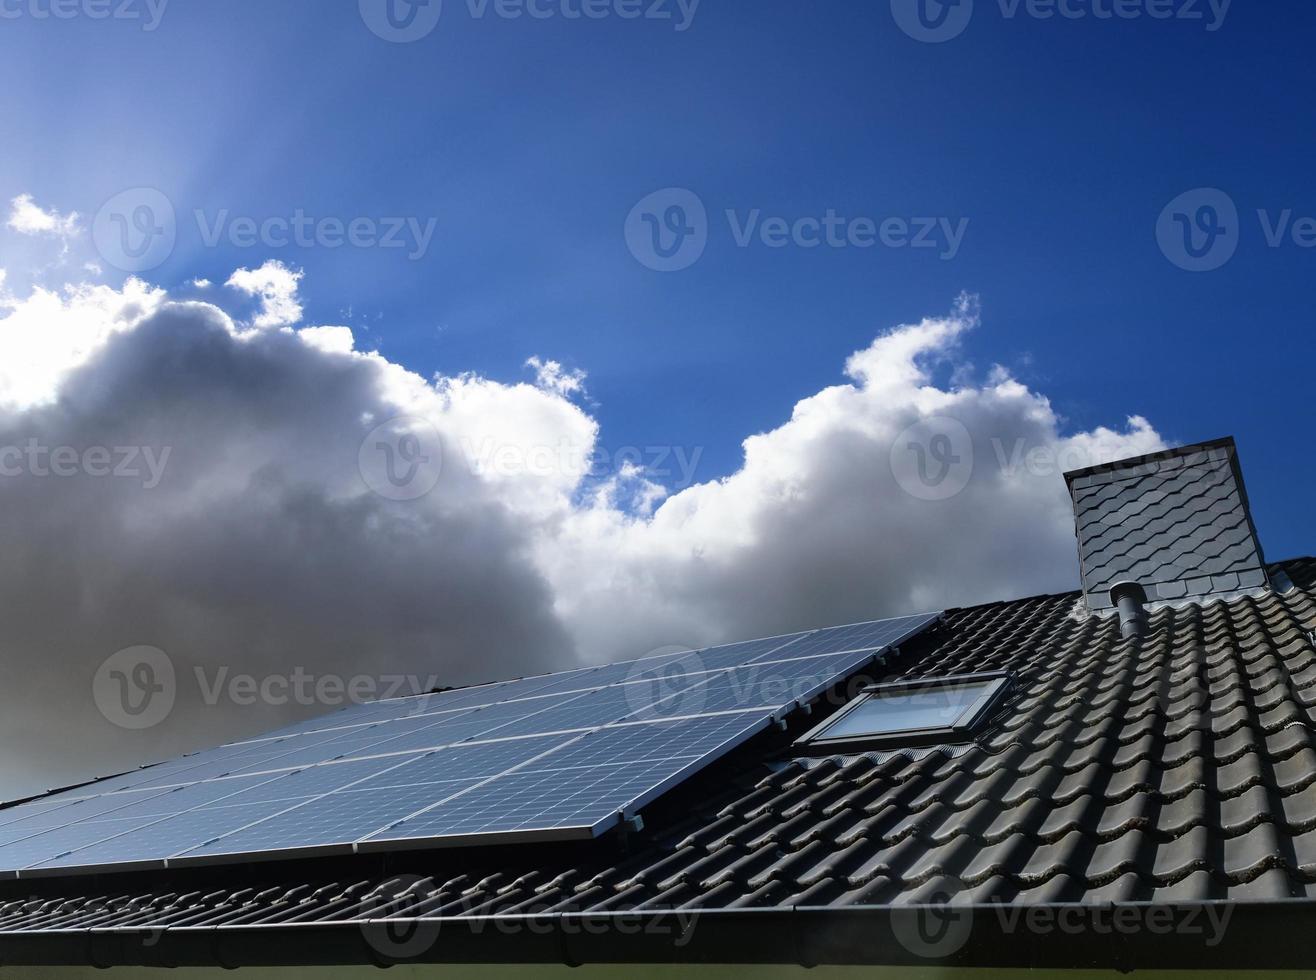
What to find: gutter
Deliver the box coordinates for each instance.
[1,900,1315,971]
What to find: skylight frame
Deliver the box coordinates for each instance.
[795,670,1014,751]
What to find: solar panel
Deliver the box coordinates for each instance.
[0,611,939,878]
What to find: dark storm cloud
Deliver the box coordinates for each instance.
[0,279,1163,801]
[0,300,573,797]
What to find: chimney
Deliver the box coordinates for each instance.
[1064,437,1270,614]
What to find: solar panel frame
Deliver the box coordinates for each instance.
[354,711,777,850]
[762,614,940,659]
[6,611,942,878]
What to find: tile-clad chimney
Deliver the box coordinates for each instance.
[1064,437,1270,613]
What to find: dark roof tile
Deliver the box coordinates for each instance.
[3,556,1316,940]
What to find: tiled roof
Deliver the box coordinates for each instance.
[2,558,1315,966]
[1067,438,1270,610]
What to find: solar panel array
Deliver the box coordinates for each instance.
[0,613,939,878]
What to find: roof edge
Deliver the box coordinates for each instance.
[1063,435,1237,486]
[1,900,1313,970]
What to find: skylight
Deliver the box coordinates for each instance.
[796,671,1013,750]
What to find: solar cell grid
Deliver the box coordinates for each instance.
[666,632,812,673]
[0,789,178,847]
[326,720,491,759]
[237,731,396,771]
[93,778,287,820]
[180,778,487,860]
[555,713,768,768]
[170,734,580,862]
[1,611,940,877]
[529,657,691,699]
[670,650,880,716]
[392,734,576,782]
[237,698,432,742]
[0,818,145,873]
[777,614,938,659]
[219,758,394,799]
[486,663,635,700]
[363,758,686,841]
[481,675,706,739]
[54,738,301,798]
[260,709,500,766]
[412,665,611,714]
[0,799,72,830]
[32,801,292,871]
[120,728,374,791]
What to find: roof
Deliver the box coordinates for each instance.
[2,556,1315,969]
[1065,437,1271,610]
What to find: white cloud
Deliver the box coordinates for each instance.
[0,274,1165,799]
[192,278,213,289]
[6,193,79,239]
[526,355,587,398]
[0,278,165,410]
[297,324,356,355]
[226,260,304,328]
[535,297,1164,657]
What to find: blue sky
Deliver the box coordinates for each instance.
[1,0,1312,563]
[3,0,1315,794]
